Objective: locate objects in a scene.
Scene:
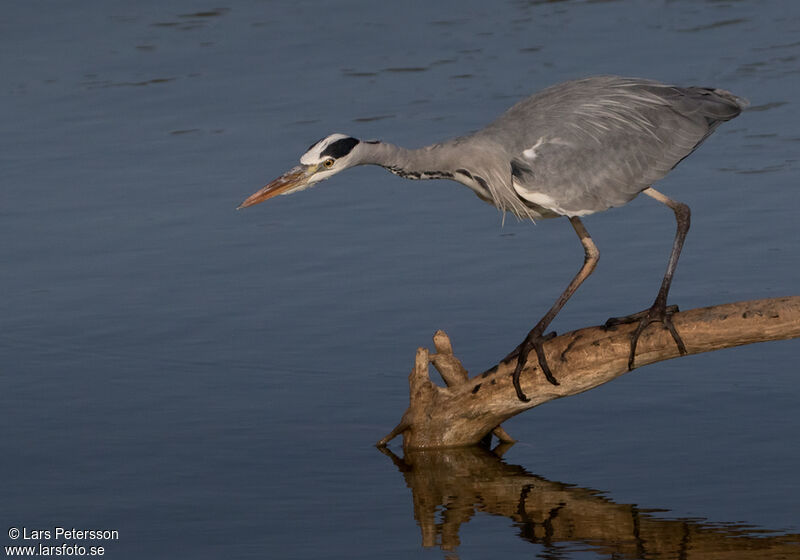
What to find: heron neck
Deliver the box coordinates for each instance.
[357,141,458,180]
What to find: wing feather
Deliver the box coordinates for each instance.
[471,76,744,217]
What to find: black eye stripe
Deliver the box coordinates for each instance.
[320,137,359,159]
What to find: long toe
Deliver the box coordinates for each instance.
[533,338,560,386]
[624,304,687,370]
[511,358,532,402]
[511,331,559,402]
[606,304,680,327]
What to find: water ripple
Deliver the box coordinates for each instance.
[678,18,748,32]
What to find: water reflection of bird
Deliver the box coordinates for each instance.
[380,446,800,557]
[239,75,747,402]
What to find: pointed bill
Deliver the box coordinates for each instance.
[238,165,312,209]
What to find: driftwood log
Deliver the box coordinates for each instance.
[378,296,800,449]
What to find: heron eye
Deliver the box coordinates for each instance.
[323,159,335,169]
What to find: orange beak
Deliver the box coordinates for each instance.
[238,165,312,209]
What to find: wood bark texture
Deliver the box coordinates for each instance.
[378,296,800,449]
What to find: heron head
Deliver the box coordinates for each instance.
[238,133,361,209]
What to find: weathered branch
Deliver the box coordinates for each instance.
[379,296,800,449]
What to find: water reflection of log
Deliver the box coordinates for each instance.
[379,296,800,448]
[381,446,800,558]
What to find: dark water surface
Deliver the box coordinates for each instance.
[2,1,798,558]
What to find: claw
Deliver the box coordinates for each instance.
[608,304,687,370]
[510,330,559,402]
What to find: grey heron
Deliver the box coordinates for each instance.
[239,75,747,402]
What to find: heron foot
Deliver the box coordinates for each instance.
[506,330,560,402]
[606,303,687,370]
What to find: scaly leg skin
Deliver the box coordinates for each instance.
[507,217,600,402]
[607,187,691,370]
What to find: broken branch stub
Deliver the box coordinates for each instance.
[377,296,800,449]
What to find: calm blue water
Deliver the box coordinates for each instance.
[2,1,798,558]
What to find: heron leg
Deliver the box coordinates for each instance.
[507,216,600,402]
[605,187,690,369]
